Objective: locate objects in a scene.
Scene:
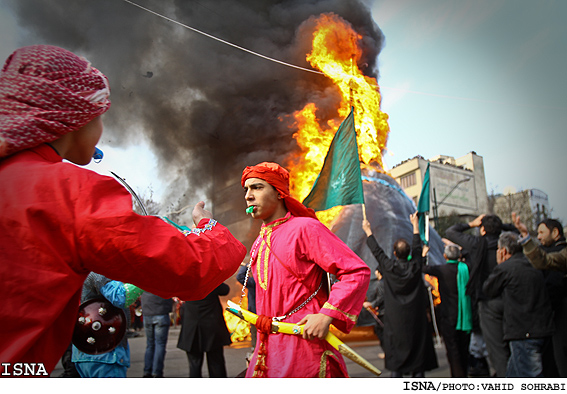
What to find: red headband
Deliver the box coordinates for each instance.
[0,45,111,158]
[241,162,318,220]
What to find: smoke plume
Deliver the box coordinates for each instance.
[5,0,385,215]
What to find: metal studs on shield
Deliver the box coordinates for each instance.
[72,298,127,355]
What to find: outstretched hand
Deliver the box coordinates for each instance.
[410,212,419,234]
[362,219,373,236]
[192,201,213,226]
[512,212,529,238]
[297,313,333,341]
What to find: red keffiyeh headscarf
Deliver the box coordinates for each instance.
[241,161,318,220]
[0,45,111,158]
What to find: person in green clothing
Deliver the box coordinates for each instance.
[423,244,472,377]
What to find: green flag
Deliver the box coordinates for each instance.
[417,163,430,245]
[302,107,364,211]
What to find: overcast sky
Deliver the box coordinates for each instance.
[372,0,567,222]
[1,0,565,222]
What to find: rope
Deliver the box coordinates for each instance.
[253,315,273,377]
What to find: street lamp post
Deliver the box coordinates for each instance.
[433,177,471,228]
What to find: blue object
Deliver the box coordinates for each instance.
[72,279,130,374]
[143,315,171,377]
[93,147,104,163]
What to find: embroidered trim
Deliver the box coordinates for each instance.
[257,226,271,290]
[319,350,336,378]
[162,217,217,237]
[254,214,291,290]
[185,219,217,236]
[322,302,358,323]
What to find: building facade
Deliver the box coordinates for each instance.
[492,189,551,234]
[389,152,489,226]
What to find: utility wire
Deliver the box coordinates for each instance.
[122,0,325,75]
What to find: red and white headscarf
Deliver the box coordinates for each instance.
[241,161,318,220]
[0,45,111,158]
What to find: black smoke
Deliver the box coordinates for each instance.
[4,0,384,215]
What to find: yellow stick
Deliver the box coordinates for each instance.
[226,301,381,377]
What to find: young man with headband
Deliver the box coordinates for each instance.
[241,161,370,377]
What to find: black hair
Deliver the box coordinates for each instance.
[481,215,503,236]
[393,238,411,261]
[538,218,564,238]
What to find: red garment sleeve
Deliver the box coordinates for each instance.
[74,171,246,301]
[300,220,370,333]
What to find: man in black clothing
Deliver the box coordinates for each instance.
[446,214,512,377]
[363,212,438,377]
[483,232,554,377]
[536,219,567,376]
[423,245,472,377]
[363,269,386,359]
[177,283,232,378]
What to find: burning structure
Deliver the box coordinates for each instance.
[5,0,445,340]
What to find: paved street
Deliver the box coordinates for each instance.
[52,326,451,378]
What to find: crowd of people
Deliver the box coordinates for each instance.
[362,212,565,378]
[445,213,564,378]
[0,44,370,379]
[0,44,564,379]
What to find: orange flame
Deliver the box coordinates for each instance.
[424,274,441,306]
[285,13,390,223]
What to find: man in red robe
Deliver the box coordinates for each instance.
[0,45,246,376]
[241,162,370,377]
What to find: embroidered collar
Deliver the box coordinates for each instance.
[260,211,292,233]
[254,212,293,291]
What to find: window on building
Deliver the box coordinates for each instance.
[400,172,416,189]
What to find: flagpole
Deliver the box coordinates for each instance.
[424,211,442,348]
[425,213,429,244]
[428,283,443,348]
[349,55,365,223]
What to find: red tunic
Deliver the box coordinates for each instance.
[245,213,370,377]
[0,144,246,374]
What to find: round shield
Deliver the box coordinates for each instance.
[72,298,127,355]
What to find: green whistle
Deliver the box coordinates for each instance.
[246,206,254,214]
